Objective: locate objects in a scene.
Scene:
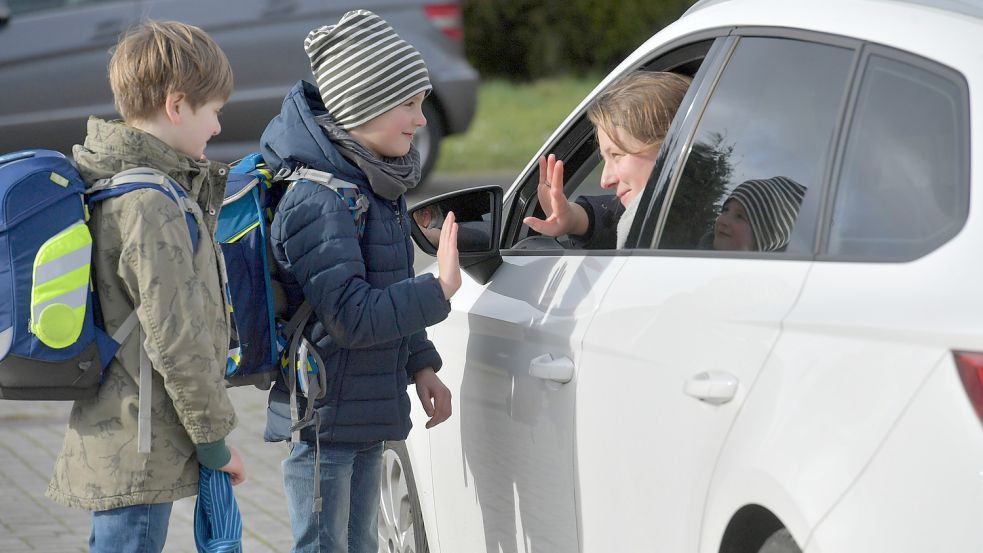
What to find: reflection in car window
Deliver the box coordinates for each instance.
[827,54,968,260]
[658,37,853,254]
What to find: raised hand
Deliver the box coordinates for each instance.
[523,154,588,237]
[436,211,461,299]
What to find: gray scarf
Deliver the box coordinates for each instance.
[315,114,421,201]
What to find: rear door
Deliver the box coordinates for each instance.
[574,34,857,552]
[0,0,142,153]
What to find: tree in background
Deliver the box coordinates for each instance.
[464,0,696,80]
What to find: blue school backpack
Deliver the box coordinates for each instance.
[217,152,368,409]
[0,149,199,402]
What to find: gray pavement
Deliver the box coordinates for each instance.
[0,387,293,552]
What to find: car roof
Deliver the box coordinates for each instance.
[684,0,983,20]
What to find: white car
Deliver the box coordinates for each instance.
[383,1,983,552]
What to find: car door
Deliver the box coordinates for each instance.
[424,39,722,552]
[573,35,858,552]
[0,0,142,153]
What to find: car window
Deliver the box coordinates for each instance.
[825,52,969,260]
[503,39,718,252]
[656,37,854,255]
[7,0,124,16]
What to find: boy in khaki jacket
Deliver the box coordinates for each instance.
[46,20,245,553]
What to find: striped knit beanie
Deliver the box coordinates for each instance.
[728,176,807,252]
[304,10,432,130]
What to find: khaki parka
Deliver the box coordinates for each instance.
[46,118,237,511]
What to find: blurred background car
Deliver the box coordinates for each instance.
[0,0,478,178]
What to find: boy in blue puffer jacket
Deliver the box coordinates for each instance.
[259,10,461,553]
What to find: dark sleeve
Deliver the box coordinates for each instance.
[407,328,443,380]
[271,183,451,349]
[568,194,624,250]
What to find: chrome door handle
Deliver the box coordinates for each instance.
[529,353,574,384]
[684,371,738,405]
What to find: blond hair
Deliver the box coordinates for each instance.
[587,71,692,154]
[108,20,233,122]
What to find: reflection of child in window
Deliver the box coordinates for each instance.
[710,176,807,252]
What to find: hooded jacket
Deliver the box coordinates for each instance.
[262,80,450,444]
[46,118,237,511]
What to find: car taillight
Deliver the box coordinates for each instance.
[424,3,464,42]
[954,351,983,425]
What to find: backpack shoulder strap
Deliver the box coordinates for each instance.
[88,167,200,251]
[285,168,369,240]
[87,168,200,455]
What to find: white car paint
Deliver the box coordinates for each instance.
[405,1,983,552]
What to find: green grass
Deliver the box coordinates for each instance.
[434,75,600,175]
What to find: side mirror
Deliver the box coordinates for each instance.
[0,1,10,27]
[409,185,504,284]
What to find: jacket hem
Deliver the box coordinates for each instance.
[45,481,198,512]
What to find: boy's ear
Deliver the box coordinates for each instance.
[163,92,187,125]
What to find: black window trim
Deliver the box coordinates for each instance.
[815,43,971,263]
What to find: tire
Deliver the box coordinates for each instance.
[414,99,444,182]
[758,528,802,553]
[378,440,429,553]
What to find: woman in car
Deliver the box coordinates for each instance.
[523,71,692,249]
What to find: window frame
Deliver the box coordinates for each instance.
[637,28,864,260]
[499,29,730,255]
[815,43,971,263]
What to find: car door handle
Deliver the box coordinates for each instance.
[684,371,739,405]
[529,353,575,384]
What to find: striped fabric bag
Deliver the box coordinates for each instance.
[194,466,243,553]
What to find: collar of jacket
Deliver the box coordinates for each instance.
[72,117,228,207]
[259,80,368,187]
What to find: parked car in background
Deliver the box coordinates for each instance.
[391,0,983,552]
[0,0,477,178]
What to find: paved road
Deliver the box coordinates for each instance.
[0,387,293,553]
[0,171,516,553]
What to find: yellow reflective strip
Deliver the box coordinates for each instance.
[228,221,261,243]
[50,172,69,187]
[32,266,89,306]
[34,223,91,267]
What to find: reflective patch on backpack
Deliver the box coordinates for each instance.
[30,221,92,349]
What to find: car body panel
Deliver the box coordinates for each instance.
[426,254,626,553]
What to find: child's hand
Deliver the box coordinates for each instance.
[436,211,460,300]
[523,154,588,237]
[414,368,452,428]
[219,446,246,486]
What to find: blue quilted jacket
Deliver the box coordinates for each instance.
[261,80,450,444]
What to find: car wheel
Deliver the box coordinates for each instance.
[758,529,802,553]
[414,99,443,182]
[378,440,429,553]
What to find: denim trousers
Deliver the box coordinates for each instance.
[90,502,173,553]
[283,440,384,553]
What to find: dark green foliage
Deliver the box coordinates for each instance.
[658,132,735,250]
[463,0,696,80]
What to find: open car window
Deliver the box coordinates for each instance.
[502,37,720,253]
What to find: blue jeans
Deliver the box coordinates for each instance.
[90,502,173,553]
[283,440,384,553]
